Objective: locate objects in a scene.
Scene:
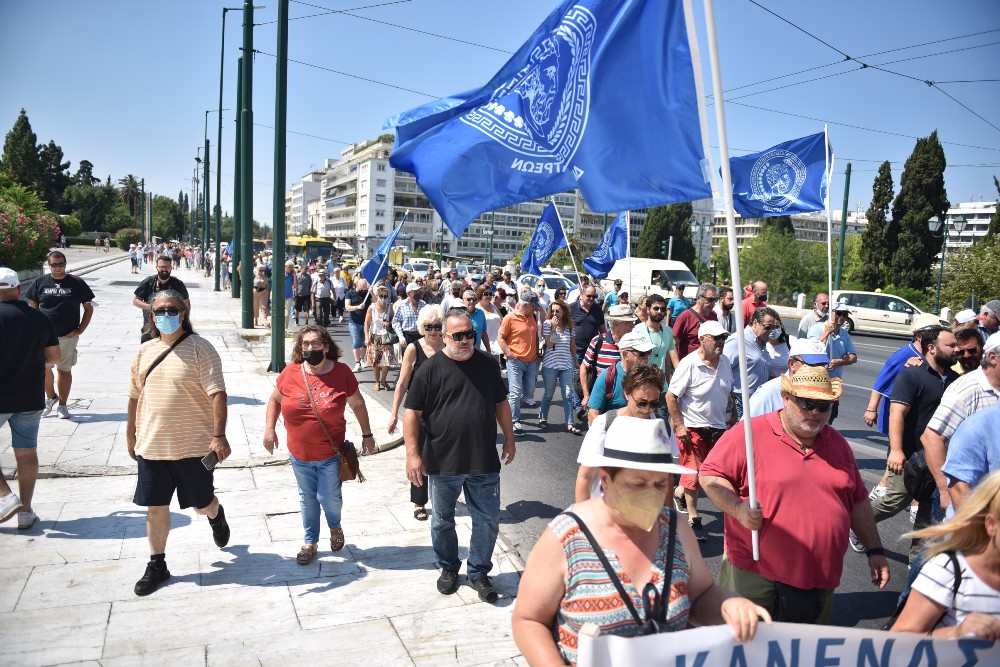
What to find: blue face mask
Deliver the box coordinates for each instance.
[156,314,182,335]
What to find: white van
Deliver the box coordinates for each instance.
[599,259,699,302]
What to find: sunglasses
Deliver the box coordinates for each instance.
[464,297,476,302]
[761,323,780,331]
[957,348,980,356]
[49,262,66,267]
[447,330,477,341]
[711,334,728,342]
[153,308,181,316]
[632,399,660,409]
[626,349,652,357]
[793,397,834,413]
[701,297,719,303]
[650,306,665,312]
[424,324,443,331]
[301,342,326,350]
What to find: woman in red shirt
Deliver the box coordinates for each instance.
[263,326,377,564]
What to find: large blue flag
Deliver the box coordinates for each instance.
[582,211,628,279]
[383,0,711,238]
[521,202,567,275]
[360,212,407,284]
[729,132,830,218]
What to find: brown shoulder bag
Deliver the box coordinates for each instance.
[300,364,365,482]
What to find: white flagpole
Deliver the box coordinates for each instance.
[626,211,633,303]
[703,0,760,560]
[825,124,834,301]
[550,197,582,293]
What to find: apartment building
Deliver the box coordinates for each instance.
[286,171,322,235]
[710,207,869,251]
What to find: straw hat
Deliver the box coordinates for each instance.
[579,417,695,475]
[780,365,843,401]
[607,304,638,322]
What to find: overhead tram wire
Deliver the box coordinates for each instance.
[253,122,353,145]
[743,0,1000,135]
[286,0,513,53]
[254,49,438,98]
[255,0,412,26]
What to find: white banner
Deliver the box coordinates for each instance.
[577,622,999,667]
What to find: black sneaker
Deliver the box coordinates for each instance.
[209,505,230,548]
[436,569,459,595]
[689,518,707,542]
[134,560,170,596]
[673,492,688,514]
[576,407,588,422]
[513,422,525,437]
[468,576,499,603]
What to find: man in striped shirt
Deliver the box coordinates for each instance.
[578,304,636,409]
[127,290,231,597]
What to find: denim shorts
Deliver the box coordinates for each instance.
[0,411,43,449]
[348,321,366,349]
[133,456,215,509]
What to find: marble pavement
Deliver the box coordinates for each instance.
[0,253,525,666]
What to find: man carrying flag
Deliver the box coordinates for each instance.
[521,202,567,277]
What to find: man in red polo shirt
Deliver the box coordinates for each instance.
[671,283,719,359]
[741,280,768,325]
[699,365,889,624]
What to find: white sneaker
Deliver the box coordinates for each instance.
[42,396,58,417]
[909,505,918,524]
[353,362,362,373]
[57,405,71,419]
[339,316,344,323]
[17,510,37,530]
[0,493,25,523]
[523,398,536,407]
[868,484,887,502]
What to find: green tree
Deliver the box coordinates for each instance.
[74,160,99,187]
[117,174,142,222]
[37,140,71,213]
[738,226,824,305]
[761,215,794,235]
[60,214,82,238]
[987,176,1000,241]
[151,194,185,240]
[859,161,895,289]
[0,109,42,190]
[105,202,134,231]
[940,235,1000,313]
[890,131,950,289]
[63,182,119,231]
[636,203,695,266]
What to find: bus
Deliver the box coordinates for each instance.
[252,238,268,254]
[287,235,334,263]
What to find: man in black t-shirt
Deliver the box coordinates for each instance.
[25,251,95,420]
[570,285,606,364]
[852,326,959,561]
[0,267,60,528]
[132,255,191,343]
[403,310,515,604]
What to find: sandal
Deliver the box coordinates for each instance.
[330,527,345,552]
[539,419,548,429]
[567,425,582,436]
[375,383,382,391]
[296,544,318,565]
[413,507,428,521]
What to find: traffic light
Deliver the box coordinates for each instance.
[659,239,668,258]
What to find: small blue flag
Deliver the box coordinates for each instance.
[360,213,407,284]
[729,132,830,218]
[582,211,628,279]
[383,0,711,238]
[521,202,567,276]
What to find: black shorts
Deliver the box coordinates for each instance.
[133,456,215,509]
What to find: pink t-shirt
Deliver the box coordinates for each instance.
[700,411,867,590]
[276,362,358,461]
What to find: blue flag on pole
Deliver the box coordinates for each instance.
[728,132,830,219]
[521,202,567,275]
[582,211,628,279]
[383,0,711,238]
[360,213,407,284]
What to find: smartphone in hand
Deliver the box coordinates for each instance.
[201,450,219,471]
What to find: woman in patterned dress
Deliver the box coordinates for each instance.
[512,417,770,666]
[364,283,397,391]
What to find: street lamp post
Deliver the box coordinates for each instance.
[690,218,708,281]
[485,211,495,270]
[217,6,242,292]
[927,214,966,314]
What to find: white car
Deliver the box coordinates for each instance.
[517,273,575,302]
[831,290,946,336]
[401,261,434,279]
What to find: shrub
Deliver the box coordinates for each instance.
[0,195,61,271]
[115,227,143,250]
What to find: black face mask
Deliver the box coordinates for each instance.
[302,349,325,366]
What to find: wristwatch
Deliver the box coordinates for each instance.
[865,547,885,558]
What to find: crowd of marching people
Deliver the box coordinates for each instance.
[3,249,1000,664]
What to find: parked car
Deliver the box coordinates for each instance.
[831,290,946,336]
[516,273,575,302]
[402,261,434,279]
[455,263,483,278]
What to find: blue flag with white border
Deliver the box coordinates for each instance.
[521,202,567,276]
[359,213,407,284]
[383,0,711,238]
[582,211,628,279]
[729,132,830,218]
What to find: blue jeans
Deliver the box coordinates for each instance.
[540,367,574,424]
[348,321,366,350]
[429,472,500,580]
[289,452,343,545]
[0,410,43,448]
[507,358,537,422]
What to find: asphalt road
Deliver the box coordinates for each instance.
[321,314,918,630]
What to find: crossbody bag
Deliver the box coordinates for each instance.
[300,364,364,482]
[142,332,192,386]
[563,510,677,636]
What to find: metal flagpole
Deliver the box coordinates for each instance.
[626,211,633,302]
[825,123,834,301]
[550,197,582,286]
[703,0,759,560]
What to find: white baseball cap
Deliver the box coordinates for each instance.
[0,267,20,288]
[788,337,830,365]
[698,320,728,338]
[618,332,655,353]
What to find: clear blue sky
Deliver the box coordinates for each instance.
[2,0,998,227]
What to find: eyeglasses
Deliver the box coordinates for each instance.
[650,306,665,312]
[793,397,834,413]
[632,398,660,409]
[760,323,780,331]
[626,349,652,357]
[447,330,477,341]
[301,341,326,350]
[701,296,719,303]
[957,348,980,356]
[424,324,443,331]
[153,308,181,316]
[49,262,66,268]
[464,297,476,302]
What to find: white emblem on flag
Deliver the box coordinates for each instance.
[749,149,808,213]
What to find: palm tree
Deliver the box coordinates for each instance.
[117,174,141,224]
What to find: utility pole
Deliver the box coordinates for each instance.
[833,163,852,291]
[216,7,239,292]
[239,0,255,329]
[232,56,243,298]
[203,138,211,274]
[269,0,289,372]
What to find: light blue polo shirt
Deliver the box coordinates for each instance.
[942,404,1000,519]
[807,322,857,379]
[723,326,770,396]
